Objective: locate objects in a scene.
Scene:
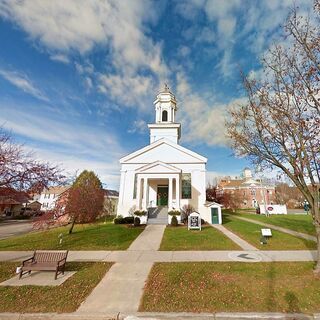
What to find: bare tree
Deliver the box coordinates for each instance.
[226,2,320,273]
[0,127,64,194]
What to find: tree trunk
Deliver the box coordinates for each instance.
[315,226,320,275]
[68,217,76,234]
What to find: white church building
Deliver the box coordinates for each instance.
[117,86,222,225]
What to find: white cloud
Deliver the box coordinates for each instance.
[128,119,147,134]
[0,103,125,166]
[30,146,121,189]
[0,0,169,110]
[0,69,48,101]
[176,71,246,146]
[0,103,125,186]
[50,54,70,64]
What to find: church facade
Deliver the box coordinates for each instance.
[117,86,221,224]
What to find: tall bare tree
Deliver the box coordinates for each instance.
[0,127,64,194]
[226,2,320,273]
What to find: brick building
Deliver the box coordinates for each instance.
[217,168,275,209]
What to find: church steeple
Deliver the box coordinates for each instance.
[154,84,177,123]
[148,85,181,144]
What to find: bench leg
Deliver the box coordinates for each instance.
[19,270,22,279]
[55,268,58,280]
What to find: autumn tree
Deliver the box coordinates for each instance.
[226,2,320,273]
[0,127,63,194]
[206,184,242,211]
[65,170,104,234]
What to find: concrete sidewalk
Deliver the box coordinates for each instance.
[77,225,166,314]
[0,311,318,319]
[211,224,258,251]
[128,225,166,251]
[234,216,317,242]
[0,249,317,263]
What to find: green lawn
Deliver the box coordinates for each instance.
[223,214,316,250]
[234,211,316,236]
[0,222,144,250]
[0,261,112,313]
[159,225,240,250]
[140,262,320,313]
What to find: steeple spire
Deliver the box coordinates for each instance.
[148,86,181,144]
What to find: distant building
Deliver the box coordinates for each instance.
[103,189,119,215]
[38,186,71,211]
[217,168,275,208]
[0,188,30,216]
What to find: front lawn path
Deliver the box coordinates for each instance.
[235,212,316,236]
[223,214,317,250]
[234,215,316,242]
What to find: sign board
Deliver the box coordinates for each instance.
[259,205,287,215]
[188,212,201,231]
[261,228,272,237]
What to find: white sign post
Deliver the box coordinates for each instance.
[188,212,201,231]
[261,228,272,237]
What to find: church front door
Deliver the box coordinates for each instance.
[157,186,168,206]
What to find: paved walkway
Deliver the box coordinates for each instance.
[234,216,317,242]
[77,225,166,314]
[0,311,319,319]
[0,249,316,263]
[211,224,258,251]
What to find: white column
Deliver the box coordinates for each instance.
[169,177,173,210]
[136,176,142,209]
[143,178,148,210]
[176,175,180,210]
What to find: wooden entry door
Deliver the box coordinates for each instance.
[211,208,219,224]
[157,186,168,206]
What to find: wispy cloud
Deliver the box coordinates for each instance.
[0,102,125,188]
[50,54,70,64]
[176,71,247,146]
[128,119,147,134]
[0,0,169,110]
[0,69,48,101]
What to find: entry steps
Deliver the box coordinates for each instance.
[147,206,168,225]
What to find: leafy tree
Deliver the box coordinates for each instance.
[226,2,320,273]
[66,170,104,234]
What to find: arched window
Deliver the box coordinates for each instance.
[162,110,168,122]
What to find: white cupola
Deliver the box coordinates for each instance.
[148,84,181,144]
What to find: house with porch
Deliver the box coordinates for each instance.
[117,85,222,224]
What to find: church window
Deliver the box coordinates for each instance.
[133,174,137,199]
[181,173,192,199]
[162,110,168,122]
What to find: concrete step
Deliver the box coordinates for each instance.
[147,218,168,225]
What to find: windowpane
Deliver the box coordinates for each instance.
[181,173,191,199]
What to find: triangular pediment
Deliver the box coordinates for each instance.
[120,138,207,164]
[136,161,181,174]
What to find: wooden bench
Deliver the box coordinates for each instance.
[19,250,68,280]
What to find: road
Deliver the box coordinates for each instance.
[0,220,34,240]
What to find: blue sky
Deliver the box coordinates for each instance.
[0,0,313,189]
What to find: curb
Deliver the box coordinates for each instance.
[0,312,318,320]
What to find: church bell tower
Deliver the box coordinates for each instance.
[148,84,181,144]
